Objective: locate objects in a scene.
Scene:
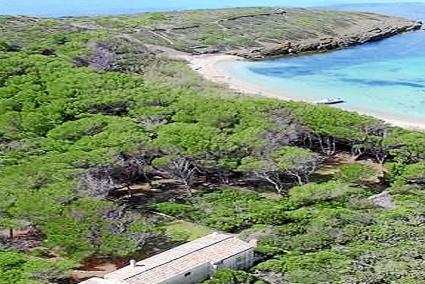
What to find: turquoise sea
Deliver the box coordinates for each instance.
[2,1,425,124]
[225,3,425,123]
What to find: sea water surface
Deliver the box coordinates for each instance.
[226,3,425,123]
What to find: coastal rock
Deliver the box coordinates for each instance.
[368,191,395,209]
[229,20,422,59]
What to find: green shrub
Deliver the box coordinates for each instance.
[0,41,21,52]
[0,250,76,284]
[256,251,351,284]
[202,268,262,284]
[399,162,425,184]
[289,181,361,206]
[153,203,195,217]
[336,163,376,185]
[154,189,290,232]
[52,33,69,45]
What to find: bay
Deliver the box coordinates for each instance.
[225,3,425,124]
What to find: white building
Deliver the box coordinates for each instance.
[80,233,256,284]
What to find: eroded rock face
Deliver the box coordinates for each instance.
[368,191,395,209]
[228,20,422,59]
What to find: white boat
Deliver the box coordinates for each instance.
[315,98,345,105]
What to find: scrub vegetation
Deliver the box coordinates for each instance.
[0,8,424,284]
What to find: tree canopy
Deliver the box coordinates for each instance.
[0,12,424,284]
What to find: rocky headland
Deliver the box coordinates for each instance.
[228,16,422,59]
[133,8,423,60]
[88,7,421,60]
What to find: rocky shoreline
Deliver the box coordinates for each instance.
[227,18,422,60]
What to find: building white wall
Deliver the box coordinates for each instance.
[79,278,124,284]
[216,248,254,271]
[159,248,254,284]
[160,262,213,284]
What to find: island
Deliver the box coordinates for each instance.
[3,8,421,58]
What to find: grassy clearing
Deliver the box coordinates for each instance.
[160,220,213,242]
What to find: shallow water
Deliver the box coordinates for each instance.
[228,3,425,122]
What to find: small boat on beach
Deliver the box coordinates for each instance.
[315,98,345,105]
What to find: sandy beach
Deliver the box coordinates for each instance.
[181,53,425,131]
[183,54,300,101]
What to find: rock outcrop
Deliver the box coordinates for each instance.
[228,19,422,59]
[368,191,395,209]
